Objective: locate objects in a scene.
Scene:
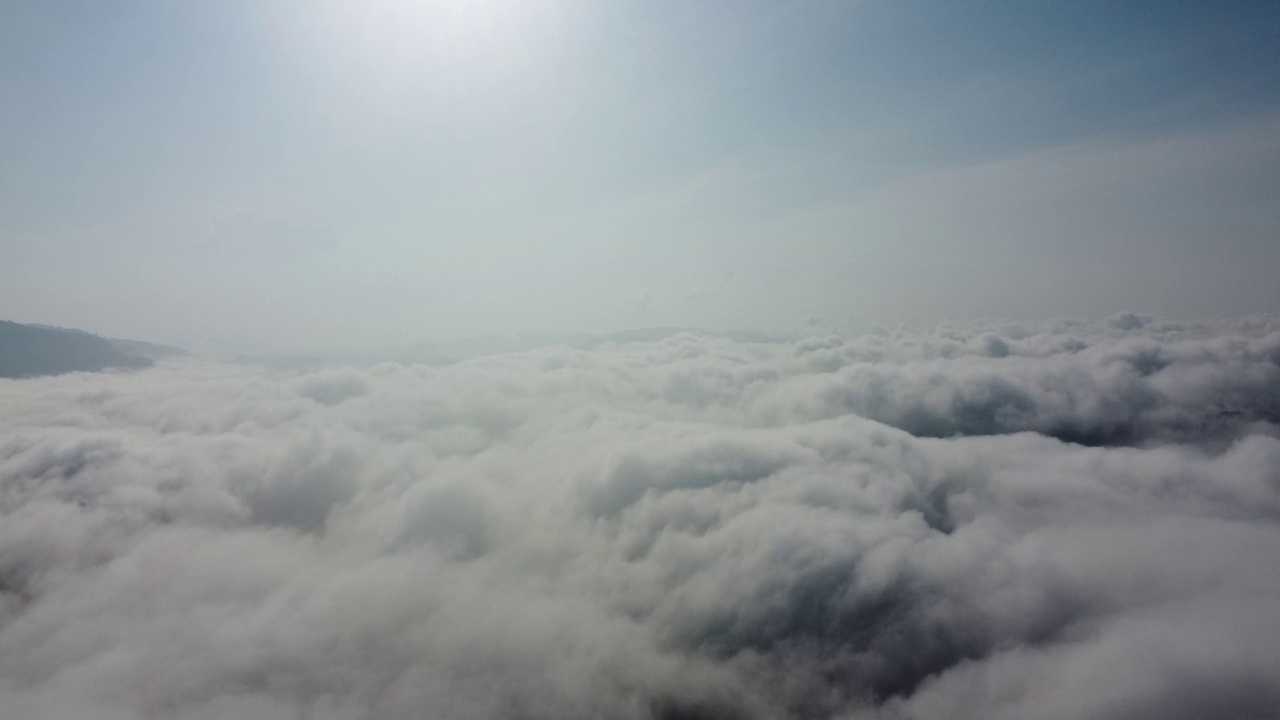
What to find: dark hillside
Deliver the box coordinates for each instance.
[0,321,151,378]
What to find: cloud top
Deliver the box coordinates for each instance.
[2,315,1279,719]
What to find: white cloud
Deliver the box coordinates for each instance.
[1,315,1280,719]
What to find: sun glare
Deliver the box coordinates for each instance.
[319,0,557,83]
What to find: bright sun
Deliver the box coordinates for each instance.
[318,0,558,83]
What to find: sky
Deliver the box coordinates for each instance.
[2,0,1279,354]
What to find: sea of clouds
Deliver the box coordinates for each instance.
[2,312,1280,720]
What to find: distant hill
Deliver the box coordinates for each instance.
[105,337,190,361]
[0,321,168,378]
[23,323,189,361]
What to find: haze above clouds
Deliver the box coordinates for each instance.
[1,1,1279,352]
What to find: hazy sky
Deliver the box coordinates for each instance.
[3,0,1279,354]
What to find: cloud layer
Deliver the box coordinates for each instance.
[2,314,1280,720]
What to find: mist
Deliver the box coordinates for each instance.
[3,2,1280,353]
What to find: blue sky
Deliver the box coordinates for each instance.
[2,0,1279,353]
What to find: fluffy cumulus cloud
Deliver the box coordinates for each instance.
[3,313,1280,720]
